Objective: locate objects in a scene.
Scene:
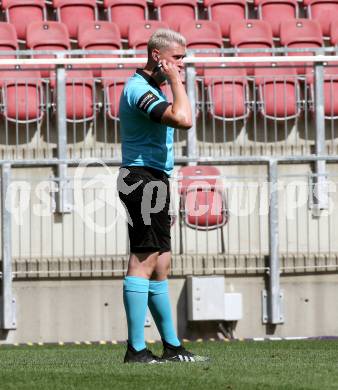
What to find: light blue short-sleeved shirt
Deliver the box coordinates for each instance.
[119,69,174,176]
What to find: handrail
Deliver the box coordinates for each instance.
[0,55,337,66]
[0,46,335,56]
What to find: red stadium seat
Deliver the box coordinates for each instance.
[230,20,274,75]
[102,66,136,119]
[78,21,121,77]
[204,66,249,120]
[154,0,198,31]
[306,65,338,119]
[203,0,248,39]
[51,67,96,122]
[254,0,299,38]
[178,165,228,230]
[180,20,223,75]
[26,21,70,51]
[104,0,148,39]
[304,0,338,38]
[0,22,18,57]
[180,20,223,49]
[254,65,300,119]
[330,19,338,46]
[26,21,70,78]
[53,0,98,40]
[1,0,46,41]
[128,21,169,52]
[0,69,43,123]
[280,19,323,75]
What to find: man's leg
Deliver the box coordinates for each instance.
[124,252,158,351]
[119,167,168,362]
[148,251,180,347]
[149,252,210,362]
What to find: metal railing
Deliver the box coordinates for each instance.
[0,49,335,161]
[1,156,338,329]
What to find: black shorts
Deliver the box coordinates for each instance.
[118,166,171,254]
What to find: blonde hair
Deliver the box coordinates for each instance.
[147,28,186,55]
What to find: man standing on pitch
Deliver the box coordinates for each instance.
[118,29,208,363]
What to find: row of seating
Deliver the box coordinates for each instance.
[2,18,337,54]
[0,0,337,41]
[0,19,337,79]
[0,66,337,123]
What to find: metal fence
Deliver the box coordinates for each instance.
[3,161,338,277]
[3,169,270,277]
[0,49,336,161]
[278,171,338,273]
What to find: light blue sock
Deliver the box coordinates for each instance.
[123,276,150,351]
[148,279,180,347]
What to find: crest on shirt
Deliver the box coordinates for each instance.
[137,91,159,112]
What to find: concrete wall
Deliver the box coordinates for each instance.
[1,274,338,344]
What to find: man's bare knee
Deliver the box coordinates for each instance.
[151,251,171,280]
[150,268,169,280]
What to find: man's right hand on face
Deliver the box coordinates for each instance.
[161,60,182,85]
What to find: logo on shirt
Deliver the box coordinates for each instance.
[137,91,159,113]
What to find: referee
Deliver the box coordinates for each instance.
[118,29,208,363]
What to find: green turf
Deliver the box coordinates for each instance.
[0,340,337,390]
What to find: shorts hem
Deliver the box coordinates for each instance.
[130,246,171,254]
[130,246,161,254]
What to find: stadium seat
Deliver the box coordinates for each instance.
[104,0,148,39]
[0,69,43,123]
[179,20,223,75]
[230,20,274,75]
[330,19,338,46]
[304,0,338,38]
[128,21,169,52]
[254,65,300,119]
[1,0,47,41]
[0,22,18,57]
[102,66,136,119]
[178,165,228,230]
[78,21,121,77]
[50,67,96,122]
[254,0,299,38]
[53,0,98,40]
[280,19,323,75]
[203,0,248,39]
[204,66,248,121]
[26,21,70,78]
[306,65,338,119]
[154,0,198,31]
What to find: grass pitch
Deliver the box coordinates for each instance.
[0,340,337,390]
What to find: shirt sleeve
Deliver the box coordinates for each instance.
[129,84,171,123]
